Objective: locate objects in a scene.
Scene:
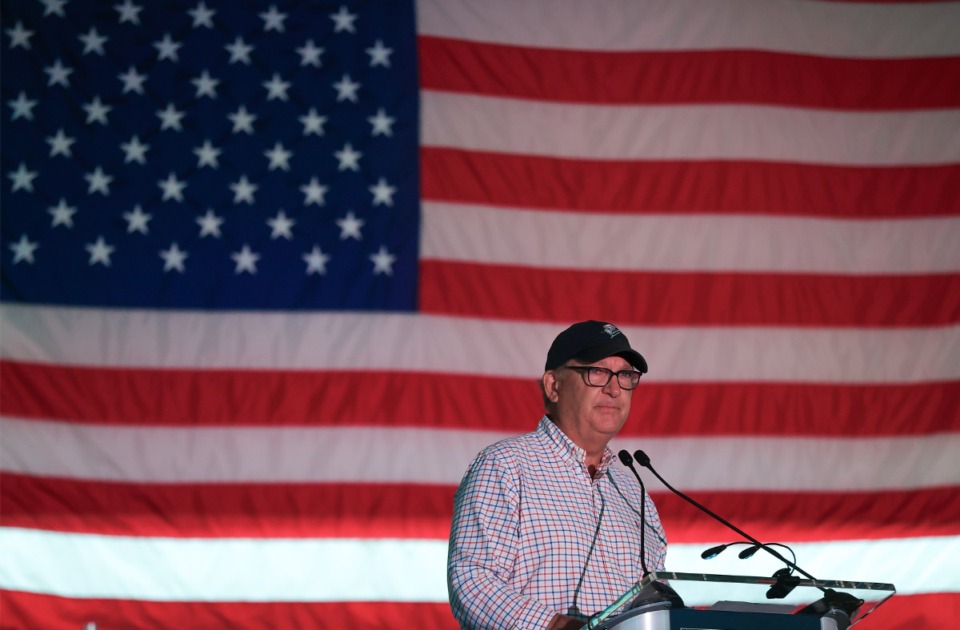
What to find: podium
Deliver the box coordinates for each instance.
[584,572,896,630]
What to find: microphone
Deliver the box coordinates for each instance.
[739,544,762,560]
[634,451,863,616]
[633,449,818,583]
[701,541,798,565]
[700,543,730,560]
[617,450,651,577]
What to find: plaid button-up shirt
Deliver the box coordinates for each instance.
[448,417,668,629]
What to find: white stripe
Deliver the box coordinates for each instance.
[0,528,955,601]
[422,202,960,274]
[3,418,958,491]
[416,0,960,58]
[3,305,959,383]
[421,92,960,165]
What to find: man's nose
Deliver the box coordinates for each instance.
[602,376,622,396]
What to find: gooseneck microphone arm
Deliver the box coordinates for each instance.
[633,449,818,582]
[617,450,651,577]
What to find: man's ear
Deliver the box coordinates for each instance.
[542,370,561,403]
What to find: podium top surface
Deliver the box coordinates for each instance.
[588,572,896,628]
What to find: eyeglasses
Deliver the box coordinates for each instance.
[563,366,641,390]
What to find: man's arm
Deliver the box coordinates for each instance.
[447,451,561,629]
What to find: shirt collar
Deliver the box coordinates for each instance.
[539,415,615,476]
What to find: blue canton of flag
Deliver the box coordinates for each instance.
[1,0,420,311]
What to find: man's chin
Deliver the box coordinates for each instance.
[592,410,628,432]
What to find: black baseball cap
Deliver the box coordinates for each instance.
[544,320,648,373]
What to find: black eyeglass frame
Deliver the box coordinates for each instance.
[562,365,642,390]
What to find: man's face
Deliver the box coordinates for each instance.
[548,354,634,449]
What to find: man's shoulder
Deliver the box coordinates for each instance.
[470,422,550,471]
[480,426,543,458]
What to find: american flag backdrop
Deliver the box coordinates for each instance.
[1,0,959,628]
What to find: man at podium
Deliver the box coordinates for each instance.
[448,321,668,629]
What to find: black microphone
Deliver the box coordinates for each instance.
[633,449,818,583]
[617,449,651,577]
[738,544,762,560]
[703,541,798,565]
[700,543,730,560]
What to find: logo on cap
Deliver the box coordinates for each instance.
[602,324,621,338]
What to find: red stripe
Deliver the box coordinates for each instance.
[3,590,954,630]
[419,263,960,327]
[869,593,960,629]
[3,474,956,541]
[3,361,957,436]
[419,37,960,109]
[420,148,960,216]
[0,591,459,630]
[0,476,452,539]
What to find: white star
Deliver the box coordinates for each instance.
[333,74,360,102]
[196,209,224,238]
[85,166,113,195]
[297,40,323,67]
[44,59,73,87]
[158,173,187,202]
[123,204,152,234]
[260,5,287,32]
[368,108,396,137]
[299,108,327,136]
[336,211,364,240]
[189,2,215,28]
[194,140,221,168]
[86,236,115,267]
[192,70,219,98]
[303,245,330,275]
[231,245,260,274]
[159,242,188,272]
[369,245,397,276]
[263,73,291,101]
[115,0,143,24]
[9,235,39,264]
[154,34,182,61]
[48,198,77,227]
[225,36,253,64]
[267,210,295,239]
[330,5,358,33]
[47,129,75,157]
[366,40,393,68]
[230,175,257,204]
[6,22,33,49]
[83,96,111,125]
[9,92,38,121]
[300,177,328,206]
[42,0,68,18]
[265,142,292,171]
[118,66,147,94]
[157,103,185,131]
[370,177,397,207]
[334,143,362,172]
[228,105,256,134]
[79,27,108,55]
[121,135,149,164]
[8,163,38,192]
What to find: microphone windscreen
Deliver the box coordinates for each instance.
[739,544,761,559]
[701,544,726,559]
[618,450,633,466]
[634,450,651,466]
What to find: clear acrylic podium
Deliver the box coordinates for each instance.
[584,572,896,630]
